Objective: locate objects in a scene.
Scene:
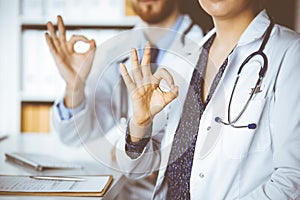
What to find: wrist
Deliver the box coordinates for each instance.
[64,85,85,108]
[131,108,153,126]
[129,118,152,143]
[125,120,152,159]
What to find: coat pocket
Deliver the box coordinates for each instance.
[221,99,271,159]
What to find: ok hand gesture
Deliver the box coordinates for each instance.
[120,42,178,141]
[45,16,96,107]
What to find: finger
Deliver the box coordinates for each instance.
[57,15,67,44]
[85,39,97,60]
[68,34,90,53]
[87,39,96,53]
[57,15,66,42]
[45,32,58,55]
[46,21,60,50]
[140,41,152,77]
[120,63,135,92]
[162,86,179,105]
[131,48,143,84]
[152,68,175,88]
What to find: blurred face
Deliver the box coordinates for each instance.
[198,0,257,19]
[131,0,177,24]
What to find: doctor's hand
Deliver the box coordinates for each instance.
[45,15,96,108]
[120,42,179,142]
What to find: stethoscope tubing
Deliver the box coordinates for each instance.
[215,17,274,129]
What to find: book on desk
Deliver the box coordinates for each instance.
[0,175,113,197]
[5,152,83,171]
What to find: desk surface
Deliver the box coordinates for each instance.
[0,133,126,200]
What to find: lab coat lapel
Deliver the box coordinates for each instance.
[237,10,273,47]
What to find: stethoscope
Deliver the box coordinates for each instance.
[215,18,275,129]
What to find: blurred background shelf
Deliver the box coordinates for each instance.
[20,16,139,29]
[0,0,136,133]
[21,101,52,133]
[0,0,299,134]
[20,92,61,102]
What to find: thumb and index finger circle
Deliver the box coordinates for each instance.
[68,35,96,53]
[153,67,179,102]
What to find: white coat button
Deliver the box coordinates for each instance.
[199,173,204,178]
[120,117,127,129]
[120,117,127,125]
[207,126,211,131]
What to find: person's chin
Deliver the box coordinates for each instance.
[138,10,162,23]
[138,0,160,10]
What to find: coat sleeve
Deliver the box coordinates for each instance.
[50,50,120,147]
[115,127,162,180]
[51,97,95,146]
[240,37,300,200]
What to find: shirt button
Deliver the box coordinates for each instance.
[199,173,204,178]
[207,126,211,131]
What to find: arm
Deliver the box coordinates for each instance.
[46,15,95,145]
[45,16,96,108]
[50,98,89,145]
[240,39,300,200]
[116,42,178,178]
[46,15,103,146]
[55,98,85,120]
[50,49,120,146]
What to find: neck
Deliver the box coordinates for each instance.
[147,9,180,29]
[144,9,180,44]
[213,9,258,49]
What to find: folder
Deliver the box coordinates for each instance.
[0,175,113,197]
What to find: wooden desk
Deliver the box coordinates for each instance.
[0,133,126,200]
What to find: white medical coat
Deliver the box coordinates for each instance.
[116,10,300,200]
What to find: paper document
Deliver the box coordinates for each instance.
[0,175,113,197]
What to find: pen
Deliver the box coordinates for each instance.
[0,135,8,142]
[29,176,86,181]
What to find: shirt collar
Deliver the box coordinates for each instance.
[155,15,183,49]
[237,9,273,47]
[142,15,184,50]
[134,15,184,61]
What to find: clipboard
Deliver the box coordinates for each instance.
[0,175,113,197]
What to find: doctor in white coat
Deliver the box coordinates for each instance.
[117,0,300,199]
[45,0,204,199]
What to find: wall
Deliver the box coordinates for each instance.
[0,0,20,133]
[296,0,300,32]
